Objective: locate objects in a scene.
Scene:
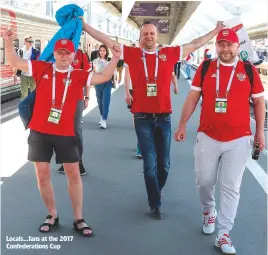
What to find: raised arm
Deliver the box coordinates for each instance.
[182,21,225,58]
[91,48,121,85]
[80,17,120,51]
[3,29,28,73]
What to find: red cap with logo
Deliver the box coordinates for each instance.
[54,39,75,53]
[216,29,239,44]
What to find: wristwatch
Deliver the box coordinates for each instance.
[85,96,90,100]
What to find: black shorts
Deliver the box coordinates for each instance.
[127,89,133,109]
[28,130,80,164]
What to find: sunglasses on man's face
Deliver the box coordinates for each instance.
[26,40,34,43]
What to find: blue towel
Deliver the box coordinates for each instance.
[39,4,84,62]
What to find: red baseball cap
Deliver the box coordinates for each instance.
[54,39,75,53]
[216,29,239,44]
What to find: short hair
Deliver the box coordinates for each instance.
[140,21,158,33]
[98,44,109,60]
[24,35,32,41]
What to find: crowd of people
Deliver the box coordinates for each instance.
[4,13,266,255]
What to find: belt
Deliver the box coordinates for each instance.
[134,113,170,117]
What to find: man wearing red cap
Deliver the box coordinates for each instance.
[3,29,121,237]
[175,28,265,254]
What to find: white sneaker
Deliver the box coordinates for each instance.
[203,209,217,234]
[100,119,107,129]
[98,117,103,125]
[215,234,236,254]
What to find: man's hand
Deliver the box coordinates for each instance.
[3,28,17,42]
[125,91,133,106]
[112,43,121,53]
[254,131,266,151]
[84,98,89,109]
[111,46,121,58]
[174,126,186,142]
[215,21,225,32]
[174,86,179,94]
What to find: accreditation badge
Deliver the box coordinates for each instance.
[147,83,157,97]
[215,98,227,113]
[48,108,62,124]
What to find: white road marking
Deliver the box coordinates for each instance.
[1,109,19,120]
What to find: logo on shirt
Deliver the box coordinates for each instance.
[237,73,246,81]
[61,40,67,45]
[73,59,79,65]
[211,73,216,78]
[42,74,49,79]
[159,54,167,61]
[222,30,229,36]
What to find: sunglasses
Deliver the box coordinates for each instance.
[26,40,34,43]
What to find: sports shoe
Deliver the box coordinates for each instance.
[100,119,107,129]
[215,234,236,254]
[57,162,87,176]
[58,165,65,174]
[81,120,84,124]
[203,209,217,234]
[136,146,142,159]
[150,208,162,220]
[79,161,87,176]
[98,117,103,125]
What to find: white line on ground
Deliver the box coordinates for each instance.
[1,109,19,120]
[180,67,268,194]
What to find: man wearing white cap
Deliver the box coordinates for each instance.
[175,28,265,254]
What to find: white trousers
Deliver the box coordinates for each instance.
[194,132,251,234]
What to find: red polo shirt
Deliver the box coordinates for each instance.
[123,45,182,113]
[28,60,93,136]
[191,58,264,142]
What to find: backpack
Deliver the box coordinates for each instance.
[200,59,253,88]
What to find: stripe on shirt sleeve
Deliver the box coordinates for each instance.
[251,92,265,98]
[179,46,183,61]
[86,72,94,86]
[28,60,32,76]
[190,85,202,91]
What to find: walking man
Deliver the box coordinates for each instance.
[174,28,265,254]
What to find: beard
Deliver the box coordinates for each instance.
[218,52,237,63]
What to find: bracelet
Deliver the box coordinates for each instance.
[85,96,90,100]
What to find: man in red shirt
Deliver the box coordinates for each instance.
[174,28,265,254]
[80,17,225,220]
[58,45,91,175]
[4,28,121,236]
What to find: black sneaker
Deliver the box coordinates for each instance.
[150,208,162,220]
[79,161,87,176]
[58,165,65,174]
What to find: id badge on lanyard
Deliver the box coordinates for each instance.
[143,49,158,97]
[48,64,72,124]
[214,58,238,114]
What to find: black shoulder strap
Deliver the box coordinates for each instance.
[19,49,23,58]
[201,59,212,87]
[243,60,253,88]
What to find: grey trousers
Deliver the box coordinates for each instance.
[74,100,84,160]
[194,132,251,234]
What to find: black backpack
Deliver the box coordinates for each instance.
[200,59,253,88]
[117,59,124,68]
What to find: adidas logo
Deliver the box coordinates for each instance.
[43,74,49,79]
[211,73,216,78]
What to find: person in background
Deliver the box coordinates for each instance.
[116,59,124,85]
[185,53,193,80]
[58,42,91,176]
[90,43,99,62]
[174,60,181,80]
[14,35,40,99]
[93,44,115,129]
[204,48,212,60]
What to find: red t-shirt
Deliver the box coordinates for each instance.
[123,45,182,113]
[191,58,264,142]
[28,60,93,136]
[72,49,91,100]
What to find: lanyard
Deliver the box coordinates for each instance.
[52,64,72,108]
[216,58,238,97]
[142,49,159,82]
